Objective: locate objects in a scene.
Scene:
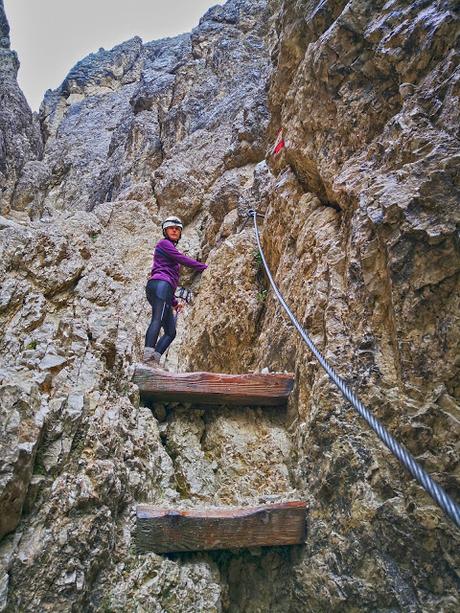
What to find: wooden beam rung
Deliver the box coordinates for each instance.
[136,501,307,553]
[133,368,295,407]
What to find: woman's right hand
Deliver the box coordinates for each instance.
[174,302,185,314]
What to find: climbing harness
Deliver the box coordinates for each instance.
[247,209,460,528]
[175,286,193,304]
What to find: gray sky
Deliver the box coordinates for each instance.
[5,0,225,111]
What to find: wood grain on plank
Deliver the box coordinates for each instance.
[133,367,295,406]
[136,501,307,553]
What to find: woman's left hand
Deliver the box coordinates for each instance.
[174,302,185,314]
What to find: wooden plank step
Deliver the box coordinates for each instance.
[133,367,295,406]
[136,501,307,553]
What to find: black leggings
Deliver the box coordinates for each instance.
[145,280,176,354]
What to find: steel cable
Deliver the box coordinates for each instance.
[248,209,460,528]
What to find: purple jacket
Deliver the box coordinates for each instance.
[149,239,207,303]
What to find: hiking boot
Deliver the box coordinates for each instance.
[143,347,167,370]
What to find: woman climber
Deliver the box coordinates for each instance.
[143,215,207,369]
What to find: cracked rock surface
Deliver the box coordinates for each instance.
[1,0,459,611]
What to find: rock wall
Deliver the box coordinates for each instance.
[0,0,42,215]
[0,0,459,611]
[183,0,460,610]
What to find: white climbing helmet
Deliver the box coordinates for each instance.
[162,216,183,235]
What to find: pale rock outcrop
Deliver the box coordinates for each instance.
[101,556,223,613]
[162,405,293,505]
[0,1,295,611]
[0,0,42,215]
[183,0,460,610]
[183,230,263,373]
[0,205,182,611]
[0,370,46,539]
[13,0,272,223]
[1,0,459,611]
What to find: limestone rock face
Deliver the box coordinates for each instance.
[1,0,459,611]
[183,0,460,610]
[0,1,292,611]
[0,370,45,539]
[0,207,179,611]
[13,0,272,221]
[0,0,43,215]
[183,230,263,373]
